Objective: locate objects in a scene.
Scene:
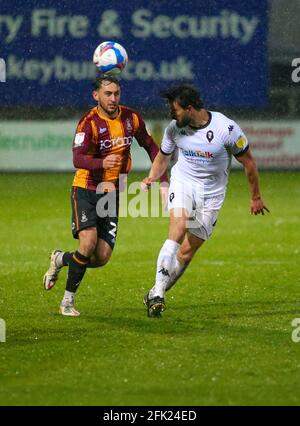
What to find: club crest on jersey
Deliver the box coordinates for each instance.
[99,127,107,134]
[206,130,214,142]
[126,118,133,132]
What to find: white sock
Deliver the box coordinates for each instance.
[62,290,75,305]
[165,257,187,291]
[150,239,180,298]
[149,256,187,296]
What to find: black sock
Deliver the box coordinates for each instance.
[64,253,101,269]
[87,256,102,268]
[62,251,74,266]
[86,262,100,269]
[66,251,90,293]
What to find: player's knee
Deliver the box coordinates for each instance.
[82,240,97,255]
[78,230,97,257]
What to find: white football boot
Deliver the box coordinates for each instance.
[43,250,63,290]
[59,299,80,317]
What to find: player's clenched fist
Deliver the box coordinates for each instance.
[103,154,120,169]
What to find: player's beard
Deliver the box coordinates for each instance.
[99,100,119,117]
[176,115,191,128]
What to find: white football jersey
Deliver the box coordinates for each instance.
[161,111,249,196]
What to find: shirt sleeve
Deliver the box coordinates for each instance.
[133,112,168,183]
[72,118,103,170]
[225,120,249,157]
[160,122,177,155]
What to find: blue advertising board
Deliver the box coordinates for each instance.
[0,0,268,108]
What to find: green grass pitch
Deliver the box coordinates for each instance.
[0,171,300,406]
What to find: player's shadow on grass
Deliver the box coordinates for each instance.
[9,325,90,345]
[83,299,300,336]
[153,298,298,317]
[171,299,300,318]
[84,311,202,336]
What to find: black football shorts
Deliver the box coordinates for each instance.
[71,187,119,249]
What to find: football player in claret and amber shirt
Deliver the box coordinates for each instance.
[43,75,168,316]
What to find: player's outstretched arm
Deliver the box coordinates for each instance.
[235,149,270,215]
[141,151,171,191]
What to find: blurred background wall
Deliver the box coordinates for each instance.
[0,0,299,171]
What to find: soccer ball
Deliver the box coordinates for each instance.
[93,41,128,76]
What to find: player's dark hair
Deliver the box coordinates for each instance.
[161,84,204,110]
[92,75,120,90]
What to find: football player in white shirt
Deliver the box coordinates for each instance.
[142,85,269,318]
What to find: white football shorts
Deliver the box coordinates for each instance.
[168,179,225,240]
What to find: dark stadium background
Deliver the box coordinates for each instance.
[0,0,300,409]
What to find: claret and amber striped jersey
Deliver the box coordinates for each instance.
[72,105,164,190]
